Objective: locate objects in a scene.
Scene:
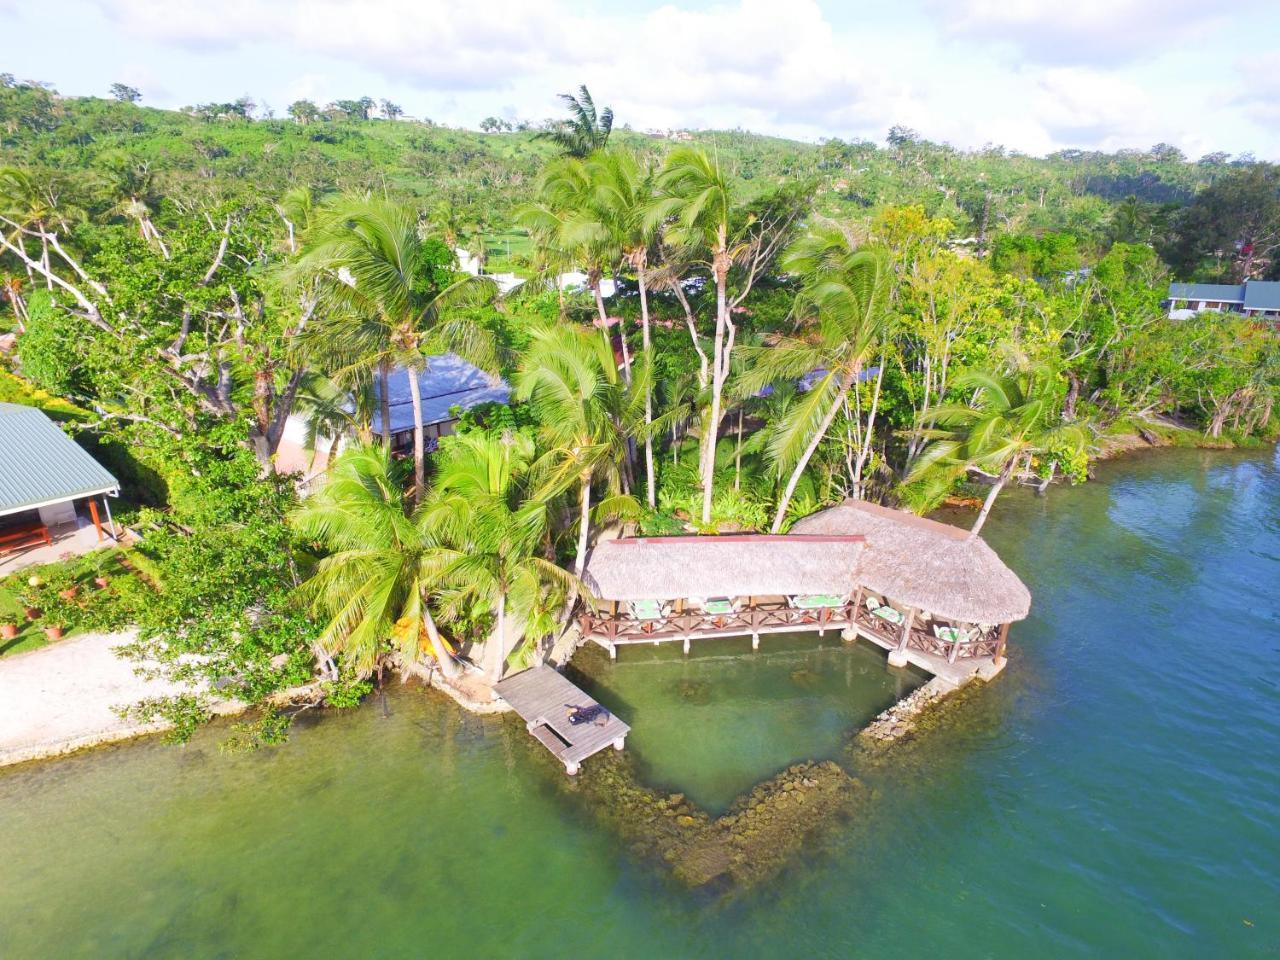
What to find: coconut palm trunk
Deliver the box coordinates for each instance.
[422,603,460,679]
[575,469,592,578]
[378,358,392,449]
[637,260,656,509]
[701,231,730,525]
[593,280,631,383]
[489,592,507,683]
[406,365,426,503]
[969,459,1014,538]
[771,373,854,533]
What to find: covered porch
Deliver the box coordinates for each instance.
[0,403,121,575]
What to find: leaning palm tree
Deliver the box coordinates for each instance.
[906,358,1089,537]
[289,195,498,502]
[739,230,893,532]
[291,444,460,678]
[536,85,613,158]
[515,324,639,577]
[423,432,578,682]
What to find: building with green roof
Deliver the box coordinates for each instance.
[0,403,119,556]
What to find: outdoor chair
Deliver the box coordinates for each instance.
[933,624,977,645]
[627,599,668,633]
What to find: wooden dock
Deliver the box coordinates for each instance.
[494,666,630,775]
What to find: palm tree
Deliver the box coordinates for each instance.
[739,230,893,532]
[649,146,735,525]
[515,324,639,578]
[537,85,613,158]
[906,358,1089,538]
[517,158,632,381]
[291,444,460,678]
[423,432,577,682]
[582,150,660,506]
[291,195,498,502]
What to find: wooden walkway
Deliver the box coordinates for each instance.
[493,666,630,775]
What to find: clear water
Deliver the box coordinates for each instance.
[570,632,922,811]
[1,447,1277,958]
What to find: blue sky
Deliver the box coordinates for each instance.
[3,0,1279,158]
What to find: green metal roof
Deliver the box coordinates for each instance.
[1167,282,1245,303]
[1242,281,1280,311]
[0,403,118,516]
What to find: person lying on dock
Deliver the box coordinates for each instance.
[566,704,611,726]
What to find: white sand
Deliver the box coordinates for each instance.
[0,630,219,766]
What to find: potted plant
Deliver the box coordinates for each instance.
[58,585,80,601]
[43,624,64,641]
[0,622,17,639]
[88,551,113,589]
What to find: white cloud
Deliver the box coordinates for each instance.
[93,0,915,138]
[1033,67,1153,147]
[932,0,1258,66]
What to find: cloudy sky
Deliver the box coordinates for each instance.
[4,0,1279,158]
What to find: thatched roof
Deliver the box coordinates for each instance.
[582,535,865,602]
[790,501,1031,624]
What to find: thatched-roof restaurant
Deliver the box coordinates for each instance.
[579,500,1031,684]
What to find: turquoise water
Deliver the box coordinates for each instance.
[1,447,1277,958]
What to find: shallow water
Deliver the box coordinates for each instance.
[1,447,1277,958]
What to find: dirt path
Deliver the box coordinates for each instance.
[0,630,221,767]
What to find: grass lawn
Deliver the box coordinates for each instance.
[480,229,533,275]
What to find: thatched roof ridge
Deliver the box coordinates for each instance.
[582,535,865,602]
[790,501,1031,624]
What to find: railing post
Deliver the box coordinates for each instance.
[995,622,1010,664]
[889,606,915,668]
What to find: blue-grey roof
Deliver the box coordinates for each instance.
[1167,283,1245,303]
[1242,281,1280,311]
[0,404,118,516]
[371,354,510,436]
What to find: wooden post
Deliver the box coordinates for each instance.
[751,633,759,651]
[896,607,916,652]
[87,498,104,542]
[995,622,1010,663]
[675,597,684,615]
[948,620,968,665]
[888,606,915,668]
[682,636,690,656]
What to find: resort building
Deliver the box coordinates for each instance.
[1167,280,1280,322]
[580,500,1030,686]
[275,354,510,483]
[0,403,120,573]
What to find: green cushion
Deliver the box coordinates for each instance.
[702,599,735,615]
[872,605,904,625]
[793,594,844,609]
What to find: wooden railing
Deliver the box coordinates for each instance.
[582,599,1005,661]
[579,601,855,644]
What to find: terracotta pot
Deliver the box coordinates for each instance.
[58,587,79,601]
[94,576,110,589]
[0,623,17,639]
[44,625,64,641]
[24,606,40,620]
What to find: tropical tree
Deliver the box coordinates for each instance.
[424,431,577,681]
[739,229,893,531]
[649,149,803,524]
[906,358,1089,537]
[291,195,498,501]
[291,444,459,678]
[515,323,639,577]
[537,85,613,158]
[517,157,633,380]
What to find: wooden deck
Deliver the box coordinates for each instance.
[493,666,630,775]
